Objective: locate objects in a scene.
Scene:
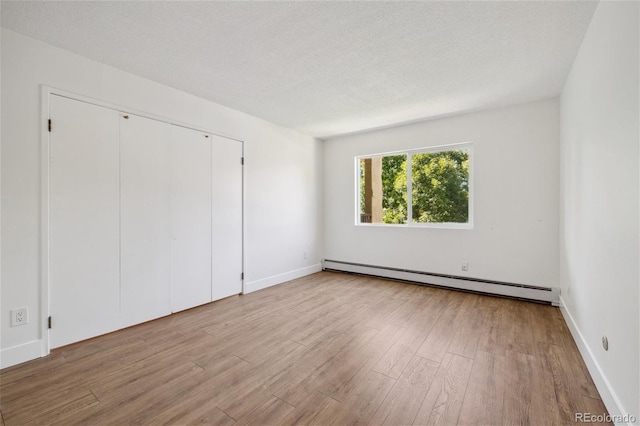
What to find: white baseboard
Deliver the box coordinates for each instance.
[244,263,322,294]
[559,296,634,426]
[0,340,44,369]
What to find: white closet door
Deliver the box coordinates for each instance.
[120,114,172,327]
[49,95,120,348]
[212,136,243,300]
[171,126,212,312]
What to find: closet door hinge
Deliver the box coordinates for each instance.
[48,316,52,329]
[241,272,244,280]
[241,157,244,165]
[48,119,52,132]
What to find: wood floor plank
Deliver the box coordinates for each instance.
[528,353,564,426]
[457,351,506,425]
[288,329,356,371]
[215,367,295,421]
[557,325,602,400]
[48,401,117,426]
[235,396,295,426]
[144,353,270,425]
[538,342,589,424]
[308,398,342,426]
[509,304,538,356]
[492,348,565,425]
[416,293,470,363]
[316,323,405,401]
[364,297,408,331]
[1,338,156,406]
[413,352,473,425]
[371,329,425,380]
[290,316,347,348]
[144,376,237,426]
[312,371,395,425]
[89,360,202,403]
[2,388,98,425]
[0,272,609,425]
[272,326,380,407]
[447,295,488,359]
[153,406,236,426]
[193,352,249,375]
[477,297,537,357]
[279,391,339,426]
[214,340,308,420]
[580,396,612,425]
[94,364,208,425]
[385,284,428,325]
[0,351,68,388]
[373,355,440,425]
[372,290,449,379]
[501,350,534,425]
[23,393,100,426]
[526,302,566,348]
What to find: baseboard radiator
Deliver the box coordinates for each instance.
[322,259,560,306]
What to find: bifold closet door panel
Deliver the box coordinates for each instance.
[171,126,213,312]
[120,114,172,327]
[49,95,121,348]
[212,136,243,300]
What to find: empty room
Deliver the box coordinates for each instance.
[0,1,638,425]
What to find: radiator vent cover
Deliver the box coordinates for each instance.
[322,259,559,306]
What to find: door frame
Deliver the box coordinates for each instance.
[40,86,245,355]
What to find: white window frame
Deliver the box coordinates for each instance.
[355,142,474,229]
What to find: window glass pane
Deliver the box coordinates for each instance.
[411,148,469,223]
[359,155,407,224]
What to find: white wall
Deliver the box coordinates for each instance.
[324,99,559,288]
[0,29,323,367]
[559,2,639,422]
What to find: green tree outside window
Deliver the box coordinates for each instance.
[359,147,470,225]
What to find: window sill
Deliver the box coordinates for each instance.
[355,222,474,230]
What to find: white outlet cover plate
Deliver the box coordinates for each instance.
[10,308,29,327]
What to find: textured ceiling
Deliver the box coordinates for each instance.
[1,1,597,138]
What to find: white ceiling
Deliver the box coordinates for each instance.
[1,1,597,138]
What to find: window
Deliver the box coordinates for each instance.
[357,143,472,227]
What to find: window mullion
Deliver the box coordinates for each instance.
[406,153,412,223]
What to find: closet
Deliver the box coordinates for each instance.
[48,94,243,348]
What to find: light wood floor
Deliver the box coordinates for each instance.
[1,271,609,425]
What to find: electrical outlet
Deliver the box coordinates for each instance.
[11,308,28,327]
[461,262,469,271]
